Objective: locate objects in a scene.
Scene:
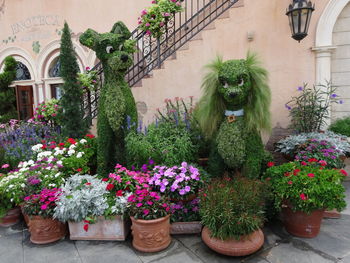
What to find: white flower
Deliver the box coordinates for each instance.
[45,175,49,178]
[46,166,52,170]
[76,152,84,158]
[79,139,87,144]
[69,144,76,150]
[8,184,14,188]
[68,149,75,156]
[57,160,63,165]
[54,172,61,178]
[21,183,25,188]
[48,183,56,187]
[32,144,43,152]
[10,198,13,202]
[28,160,34,166]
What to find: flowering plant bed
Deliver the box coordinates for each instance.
[263,161,347,214]
[32,99,62,127]
[148,162,202,199]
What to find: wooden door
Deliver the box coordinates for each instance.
[16,86,34,120]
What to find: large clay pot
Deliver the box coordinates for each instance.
[170,221,202,235]
[131,214,171,253]
[69,216,130,241]
[281,206,324,238]
[201,226,264,256]
[0,207,21,227]
[28,216,67,244]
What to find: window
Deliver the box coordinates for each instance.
[48,57,61,78]
[15,62,31,81]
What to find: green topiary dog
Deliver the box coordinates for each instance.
[80,22,137,176]
[195,53,272,178]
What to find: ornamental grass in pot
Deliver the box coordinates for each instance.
[128,187,171,253]
[264,160,347,238]
[200,177,266,257]
[54,173,132,241]
[23,188,67,244]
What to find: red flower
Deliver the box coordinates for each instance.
[106,184,114,191]
[319,160,327,166]
[301,161,307,166]
[287,181,293,185]
[59,143,65,147]
[340,169,348,176]
[307,173,315,178]
[41,139,46,143]
[267,162,275,167]
[102,178,108,182]
[85,182,91,186]
[300,193,307,200]
[293,169,301,175]
[67,138,77,144]
[76,168,82,172]
[308,158,318,163]
[284,172,291,177]
[41,144,47,149]
[85,134,95,139]
[83,224,89,232]
[116,190,123,196]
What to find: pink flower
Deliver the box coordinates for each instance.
[307,173,315,178]
[147,201,153,205]
[1,164,9,169]
[287,181,293,185]
[267,162,275,167]
[340,169,348,176]
[143,209,150,215]
[145,22,150,27]
[300,193,307,201]
[319,160,327,166]
[41,204,48,210]
[141,9,147,15]
[136,203,143,207]
[301,161,307,166]
[146,30,151,35]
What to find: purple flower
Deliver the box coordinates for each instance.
[297,86,303,91]
[185,186,191,192]
[285,104,292,110]
[331,93,338,98]
[339,100,344,104]
[149,159,154,165]
[160,185,166,192]
[179,189,186,195]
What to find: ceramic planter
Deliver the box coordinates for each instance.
[201,226,264,256]
[28,216,67,244]
[170,221,202,235]
[68,216,130,241]
[131,214,171,253]
[0,207,21,227]
[281,206,324,238]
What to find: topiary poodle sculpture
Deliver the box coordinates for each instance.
[195,53,272,178]
[80,22,137,176]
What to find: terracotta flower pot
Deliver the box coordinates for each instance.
[131,214,171,253]
[281,206,324,238]
[68,216,130,241]
[20,205,29,226]
[0,207,21,227]
[201,226,264,256]
[28,216,67,244]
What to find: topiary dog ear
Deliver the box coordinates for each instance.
[79,29,99,50]
[110,21,131,39]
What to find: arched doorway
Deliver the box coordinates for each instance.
[331,3,350,120]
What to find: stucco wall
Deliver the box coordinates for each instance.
[0,0,332,129]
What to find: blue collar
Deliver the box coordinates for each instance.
[225,109,244,117]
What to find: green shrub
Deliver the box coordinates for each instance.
[329,117,350,137]
[263,161,347,214]
[200,177,266,240]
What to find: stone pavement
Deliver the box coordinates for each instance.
[1,182,350,263]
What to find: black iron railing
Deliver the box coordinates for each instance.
[84,0,239,120]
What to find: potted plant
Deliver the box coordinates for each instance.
[264,161,347,238]
[23,188,67,244]
[148,162,204,234]
[0,171,27,227]
[200,177,266,256]
[170,197,202,235]
[54,174,130,241]
[128,187,171,252]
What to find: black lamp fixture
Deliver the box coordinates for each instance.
[286,0,315,42]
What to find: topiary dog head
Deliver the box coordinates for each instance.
[218,60,251,107]
[80,21,136,73]
[195,52,271,138]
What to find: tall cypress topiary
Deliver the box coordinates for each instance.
[0,56,17,123]
[59,22,88,138]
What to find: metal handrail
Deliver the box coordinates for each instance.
[84,0,239,120]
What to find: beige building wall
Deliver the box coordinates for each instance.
[0,0,346,129]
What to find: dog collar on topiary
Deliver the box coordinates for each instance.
[225,109,244,117]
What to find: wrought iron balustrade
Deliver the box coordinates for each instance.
[84,0,239,121]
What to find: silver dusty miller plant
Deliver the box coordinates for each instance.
[54,174,109,222]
